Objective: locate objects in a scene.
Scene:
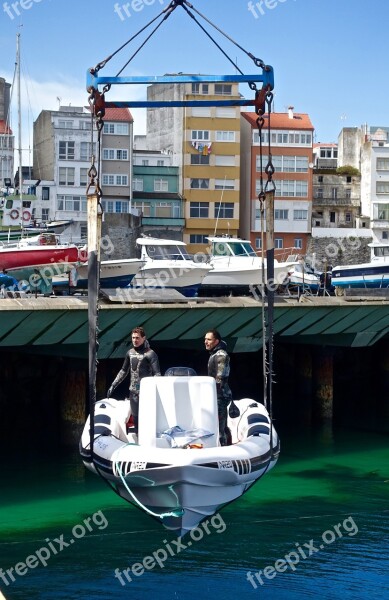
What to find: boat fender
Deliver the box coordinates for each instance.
[10,209,19,220]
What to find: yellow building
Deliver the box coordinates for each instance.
[146,80,241,254]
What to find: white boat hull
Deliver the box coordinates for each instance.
[73,258,145,288]
[80,376,279,535]
[131,263,211,297]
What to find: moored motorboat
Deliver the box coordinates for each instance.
[80,371,279,535]
[332,242,389,294]
[198,236,299,296]
[130,237,212,298]
[0,233,80,274]
[70,258,146,289]
[282,262,321,293]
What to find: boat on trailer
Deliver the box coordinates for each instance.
[70,258,146,289]
[198,236,298,296]
[331,242,389,294]
[130,237,212,298]
[80,371,279,535]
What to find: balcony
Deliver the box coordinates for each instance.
[141,216,185,227]
[313,197,360,207]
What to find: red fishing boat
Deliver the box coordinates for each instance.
[0,233,80,279]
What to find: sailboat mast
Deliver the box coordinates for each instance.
[16,32,22,200]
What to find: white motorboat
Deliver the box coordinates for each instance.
[198,236,298,296]
[131,237,212,298]
[80,371,279,536]
[332,242,389,294]
[283,262,321,293]
[70,258,145,289]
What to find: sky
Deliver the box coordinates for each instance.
[1,0,389,166]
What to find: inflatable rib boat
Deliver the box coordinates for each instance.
[80,371,279,535]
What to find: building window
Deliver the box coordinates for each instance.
[191,84,209,95]
[190,202,209,218]
[157,160,164,166]
[133,201,150,216]
[155,203,172,217]
[102,174,128,186]
[57,194,86,212]
[215,107,236,118]
[215,179,235,190]
[142,159,149,166]
[154,178,169,192]
[132,178,143,191]
[215,84,232,95]
[80,142,95,161]
[42,208,49,220]
[58,167,75,186]
[275,209,288,220]
[190,234,208,243]
[103,122,129,135]
[293,210,308,220]
[330,211,336,223]
[103,148,128,160]
[59,141,75,160]
[376,182,389,194]
[377,158,389,170]
[316,188,324,199]
[42,187,50,200]
[255,237,262,250]
[374,203,389,220]
[214,202,234,219]
[190,178,209,189]
[331,188,338,199]
[215,131,235,142]
[80,168,88,186]
[275,238,283,249]
[294,238,303,249]
[191,130,210,141]
[215,155,235,167]
[382,231,389,240]
[191,107,212,118]
[318,176,323,183]
[57,120,73,129]
[260,180,308,197]
[191,154,210,165]
[345,212,352,223]
[346,188,351,199]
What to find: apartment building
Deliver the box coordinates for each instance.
[33,106,133,240]
[338,125,389,241]
[241,108,314,255]
[132,148,184,239]
[0,78,14,186]
[146,79,241,253]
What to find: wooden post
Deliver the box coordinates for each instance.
[59,363,86,446]
[296,346,313,425]
[313,348,334,423]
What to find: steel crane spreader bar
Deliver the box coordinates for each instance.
[86,71,274,109]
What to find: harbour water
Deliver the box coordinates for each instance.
[1,421,388,600]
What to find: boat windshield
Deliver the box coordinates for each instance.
[374,246,389,258]
[146,244,190,260]
[212,241,256,257]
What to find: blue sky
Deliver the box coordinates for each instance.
[1,0,388,164]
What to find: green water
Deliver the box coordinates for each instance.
[0,425,388,600]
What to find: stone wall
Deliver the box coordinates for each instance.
[101,213,142,260]
[306,234,372,268]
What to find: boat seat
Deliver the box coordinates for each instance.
[138,376,219,448]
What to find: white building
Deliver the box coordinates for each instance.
[33,105,134,241]
[338,125,389,242]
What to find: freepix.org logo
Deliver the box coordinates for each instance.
[114,0,166,22]
[3,0,43,21]
[248,0,291,19]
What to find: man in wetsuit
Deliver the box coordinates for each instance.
[204,328,232,446]
[107,326,160,433]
